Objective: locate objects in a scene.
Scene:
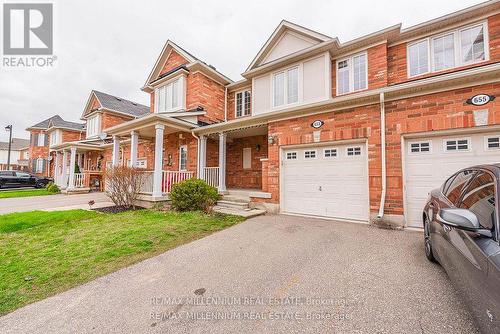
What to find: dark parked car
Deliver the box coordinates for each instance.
[0,171,52,189]
[423,164,500,334]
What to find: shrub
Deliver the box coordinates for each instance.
[46,182,60,193]
[104,166,145,209]
[170,179,219,212]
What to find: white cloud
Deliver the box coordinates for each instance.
[0,0,481,141]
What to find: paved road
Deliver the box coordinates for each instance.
[0,192,112,214]
[0,215,478,333]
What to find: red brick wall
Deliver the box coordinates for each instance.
[226,135,268,189]
[101,112,134,131]
[187,72,225,124]
[160,50,189,76]
[227,91,236,120]
[206,138,219,167]
[61,130,83,142]
[28,130,49,175]
[388,14,500,85]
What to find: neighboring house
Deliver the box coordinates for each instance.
[39,1,500,228]
[26,115,84,176]
[0,138,30,171]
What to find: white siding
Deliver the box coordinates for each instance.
[303,55,328,103]
[0,149,21,164]
[253,74,271,116]
[261,32,316,65]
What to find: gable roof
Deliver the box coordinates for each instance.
[142,40,232,92]
[27,115,65,130]
[47,117,85,131]
[246,20,336,71]
[0,138,30,151]
[82,90,150,119]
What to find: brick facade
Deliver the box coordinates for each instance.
[226,135,268,189]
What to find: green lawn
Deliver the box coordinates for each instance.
[0,209,244,315]
[0,188,53,199]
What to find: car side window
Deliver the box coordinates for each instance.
[444,170,476,205]
[0,171,14,176]
[16,172,30,178]
[459,172,496,231]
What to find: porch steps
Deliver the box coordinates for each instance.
[214,191,266,218]
[216,199,250,210]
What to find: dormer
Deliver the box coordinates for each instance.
[141,40,232,123]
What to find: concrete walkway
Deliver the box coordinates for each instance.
[0,215,478,333]
[0,192,113,214]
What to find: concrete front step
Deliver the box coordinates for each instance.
[216,200,249,210]
[213,206,266,218]
[220,195,251,203]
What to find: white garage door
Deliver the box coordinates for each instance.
[282,143,369,221]
[404,131,500,228]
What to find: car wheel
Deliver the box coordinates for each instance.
[34,182,42,189]
[424,216,437,263]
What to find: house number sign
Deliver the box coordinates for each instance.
[311,120,324,129]
[466,94,495,106]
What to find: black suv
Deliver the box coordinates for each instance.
[0,171,52,189]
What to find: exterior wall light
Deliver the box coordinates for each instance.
[267,135,275,145]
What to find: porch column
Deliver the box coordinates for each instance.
[198,135,207,180]
[61,150,68,189]
[130,130,138,168]
[112,136,120,167]
[54,151,61,186]
[218,132,226,192]
[67,147,77,190]
[152,124,165,197]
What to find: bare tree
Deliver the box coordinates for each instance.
[104,166,145,209]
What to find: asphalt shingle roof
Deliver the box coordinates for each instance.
[0,138,30,150]
[48,117,85,131]
[93,90,150,117]
[28,115,64,130]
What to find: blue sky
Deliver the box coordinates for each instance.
[0,0,484,141]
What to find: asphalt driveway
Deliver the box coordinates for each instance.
[0,215,478,333]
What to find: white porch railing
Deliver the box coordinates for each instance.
[138,170,194,195]
[203,167,219,188]
[139,171,154,194]
[73,173,86,188]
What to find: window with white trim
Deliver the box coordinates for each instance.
[486,136,500,150]
[409,141,431,154]
[408,22,488,78]
[286,152,297,160]
[324,148,337,157]
[50,130,61,146]
[273,66,299,108]
[304,150,316,159]
[236,90,251,117]
[347,147,362,156]
[179,145,188,171]
[156,77,184,112]
[86,115,100,138]
[127,158,147,169]
[445,138,470,152]
[337,53,367,95]
[36,158,44,172]
[37,133,45,146]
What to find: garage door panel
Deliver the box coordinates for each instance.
[405,132,500,228]
[282,143,369,221]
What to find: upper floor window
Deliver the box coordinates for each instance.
[49,130,61,147]
[86,115,100,138]
[37,133,45,146]
[155,76,185,113]
[408,22,488,78]
[236,90,251,117]
[273,66,299,108]
[336,53,367,95]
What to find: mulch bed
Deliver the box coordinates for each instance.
[92,206,144,214]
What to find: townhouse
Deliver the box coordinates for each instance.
[0,138,29,171]
[43,1,500,228]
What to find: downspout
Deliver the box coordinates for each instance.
[191,132,200,178]
[377,92,387,219]
[224,87,228,122]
